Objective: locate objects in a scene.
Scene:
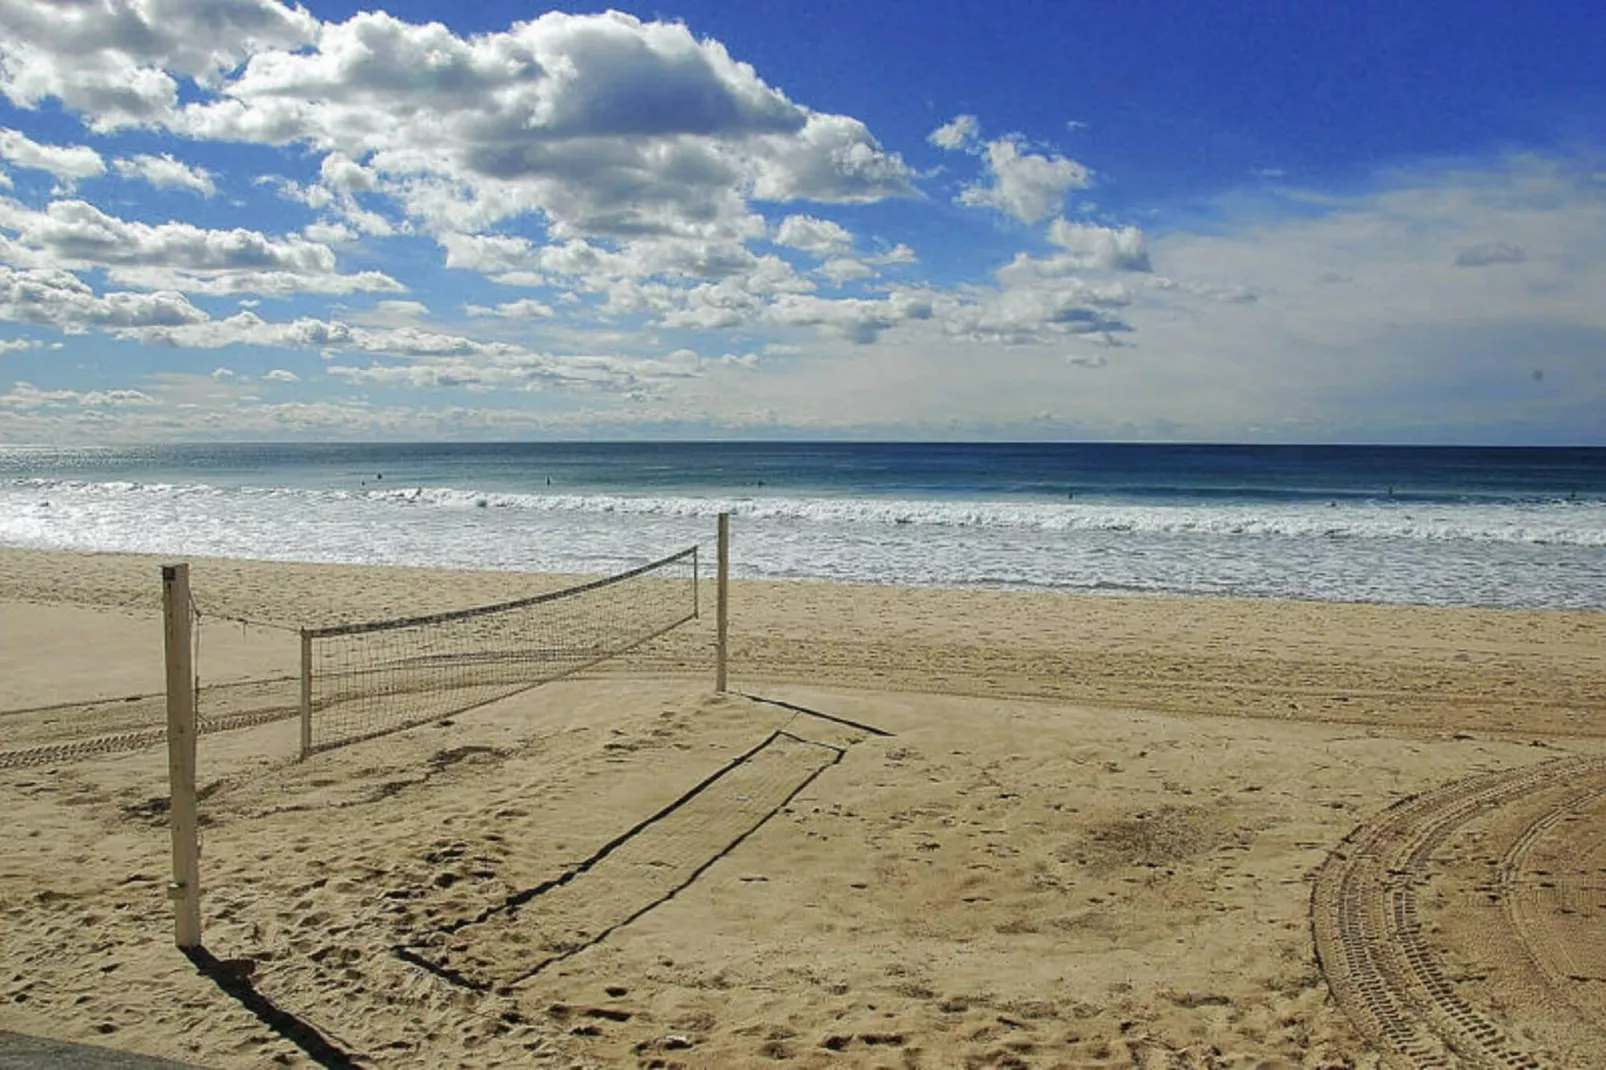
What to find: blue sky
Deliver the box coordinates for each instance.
[0,0,1602,443]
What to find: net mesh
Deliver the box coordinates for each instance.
[303,547,699,756]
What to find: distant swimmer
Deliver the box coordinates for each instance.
[546,476,551,486]
[1067,491,1075,501]
[1386,485,1394,498]
[376,472,383,480]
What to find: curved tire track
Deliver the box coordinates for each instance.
[1313,756,1606,1069]
[1501,775,1606,1037]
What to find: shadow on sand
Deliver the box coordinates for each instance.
[182,947,358,1069]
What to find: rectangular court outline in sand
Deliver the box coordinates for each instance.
[395,728,846,991]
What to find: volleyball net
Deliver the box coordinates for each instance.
[298,546,700,757]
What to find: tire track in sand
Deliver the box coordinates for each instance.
[1313,756,1606,1069]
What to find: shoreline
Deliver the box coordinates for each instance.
[4,540,1605,613]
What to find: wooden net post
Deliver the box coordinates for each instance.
[298,630,313,761]
[161,564,202,949]
[716,512,729,693]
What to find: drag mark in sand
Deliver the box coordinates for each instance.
[397,729,843,990]
[0,700,299,771]
[1312,755,1606,1068]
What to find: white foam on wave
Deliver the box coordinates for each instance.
[3,476,1604,610]
[7,477,1606,547]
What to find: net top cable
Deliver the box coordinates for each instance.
[303,546,698,639]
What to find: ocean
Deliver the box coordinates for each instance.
[1,442,1603,611]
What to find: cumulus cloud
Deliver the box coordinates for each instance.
[465,298,555,318]
[0,4,937,371]
[938,278,1132,345]
[303,220,356,244]
[765,290,933,343]
[928,114,980,151]
[0,198,403,295]
[930,115,1091,224]
[0,0,319,129]
[116,311,614,393]
[774,214,853,256]
[0,127,105,179]
[990,225,1151,297]
[261,368,299,382]
[1045,220,1151,271]
[0,265,205,330]
[818,256,874,285]
[959,136,1091,223]
[113,153,217,195]
[147,10,913,240]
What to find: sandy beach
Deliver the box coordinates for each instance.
[3,545,1605,1068]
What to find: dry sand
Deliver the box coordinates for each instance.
[1,546,1604,1068]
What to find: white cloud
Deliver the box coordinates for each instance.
[0,381,157,408]
[262,368,299,382]
[0,265,205,330]
[818,256,874,284]
[440,232,539,276]
[774,214,853,256]
[323,346,704,394]
[0,0,319,129]
[270,174,401,237]
[148,9,911,241]
[112,153,216,195]
[928,114,980,151]
[0,335,46,352]
[209,366,236,380]
[937,277,1132,345]
[1045,219,1151,271]
[0,127,105,179]
[958,135,1091,224]
[303,220,356,244]
[0,198,404,295]
[370,299,429,319]
[765,290,933,343]
[747,113,914,204]
[465,298,555,319]
[929,116,1092,224]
